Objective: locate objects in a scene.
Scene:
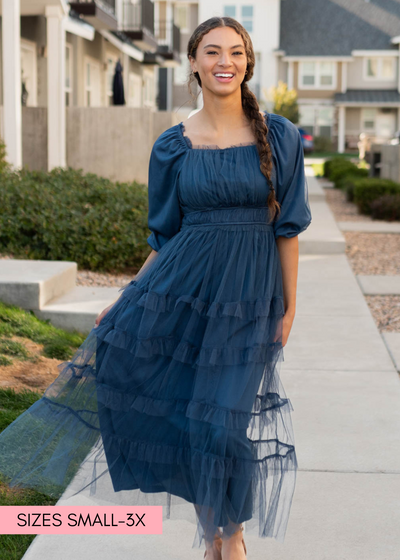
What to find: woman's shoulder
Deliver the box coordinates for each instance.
[267,113,300,143]
[153,123,187,154]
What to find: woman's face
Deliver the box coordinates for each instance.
[189,27,247,96]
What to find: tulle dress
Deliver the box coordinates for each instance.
[0,111,312,549]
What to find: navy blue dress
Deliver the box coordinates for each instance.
[0,111,312,548]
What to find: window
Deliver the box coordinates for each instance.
[65,43,73,107]
[174,4,189,33]
[301,62,316,86]
[223,5,236,17]
[365,57,395,81]
[362,108,377,130]
[299,105,334,137]
[319,62,333,86]
[298,60,336,89]
[241,6,253,33]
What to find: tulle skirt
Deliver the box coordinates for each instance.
[0,207,297,549]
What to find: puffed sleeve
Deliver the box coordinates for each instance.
[147,126,187,252]
[268,114,312,239]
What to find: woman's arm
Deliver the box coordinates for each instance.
[275,236,300,347]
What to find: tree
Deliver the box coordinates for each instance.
[264,81,300,124]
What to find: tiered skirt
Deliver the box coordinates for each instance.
[0,207,298,548]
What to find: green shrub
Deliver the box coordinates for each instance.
[0,139,11,174]
[323,156,345,178]
[313,136,334,153]
[329,161,360,186]
[353,178,400,215]
[370,194,400,221]
[0,167,151,272]
[335,169,369,198]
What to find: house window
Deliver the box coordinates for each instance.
[299,60,336,89]
[319,62,334,86]
[241,6,253,33]
[301,62,316,86]
[362,108,377,130]
[174,4,189,33]
[223,5,236,17]
[65,43,73,107]
[365,57,395,81]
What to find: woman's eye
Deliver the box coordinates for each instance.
[206,51,244,55]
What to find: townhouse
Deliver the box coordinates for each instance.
[0,0,196,172]
[276,0,400,152]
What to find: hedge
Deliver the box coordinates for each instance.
[0,166,151,272]
[352,178,400,215]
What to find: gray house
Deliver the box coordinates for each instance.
[275,0,400,152]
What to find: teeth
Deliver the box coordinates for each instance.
[215,73,234,77]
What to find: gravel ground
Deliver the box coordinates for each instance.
[324,187,371,222]
[323,184,400,333]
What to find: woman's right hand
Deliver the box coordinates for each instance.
[94,302,116,328]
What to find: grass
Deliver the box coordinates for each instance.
[0,300,86,364]
[0,388,58,560]
[0,303,86,560]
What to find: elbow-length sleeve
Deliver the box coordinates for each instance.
[268,114,312,240]
[147,126,187,252]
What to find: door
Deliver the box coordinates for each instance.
[375,112,396,138]
[129,72,142,108]
[84,57,101,107]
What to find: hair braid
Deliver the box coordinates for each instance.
[186,16,281,223]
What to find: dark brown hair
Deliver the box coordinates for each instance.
[186,16,281,222]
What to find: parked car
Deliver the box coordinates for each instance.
[297,127,314,154]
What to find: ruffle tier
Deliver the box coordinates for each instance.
[0,248,297,548]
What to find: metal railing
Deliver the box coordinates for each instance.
[122,0,154,35]
[154,20,180,54]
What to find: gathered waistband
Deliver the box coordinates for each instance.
[181,206,274,228]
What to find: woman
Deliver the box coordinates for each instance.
[0,16,311,560]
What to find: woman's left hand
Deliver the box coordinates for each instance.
[273,312,295,348]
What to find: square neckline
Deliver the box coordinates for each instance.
[178,111,270,152]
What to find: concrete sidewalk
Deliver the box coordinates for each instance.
[20,168,400,559]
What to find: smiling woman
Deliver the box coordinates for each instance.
[0,15,311,560]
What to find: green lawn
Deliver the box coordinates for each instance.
[0,302,86,560]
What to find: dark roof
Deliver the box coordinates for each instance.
[334,89,400,103]
[279,0,400,56]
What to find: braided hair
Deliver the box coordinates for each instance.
[186,16,281,223]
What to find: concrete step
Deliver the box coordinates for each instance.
[356,275,400,295]
[34,286,122,333]
[0,259,77,309]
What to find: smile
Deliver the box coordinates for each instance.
[214,73,235,82]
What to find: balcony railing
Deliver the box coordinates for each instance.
[122,0,154,36]
[70,0,116,14]
[155,20,180,55]
[68,0,117,30]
